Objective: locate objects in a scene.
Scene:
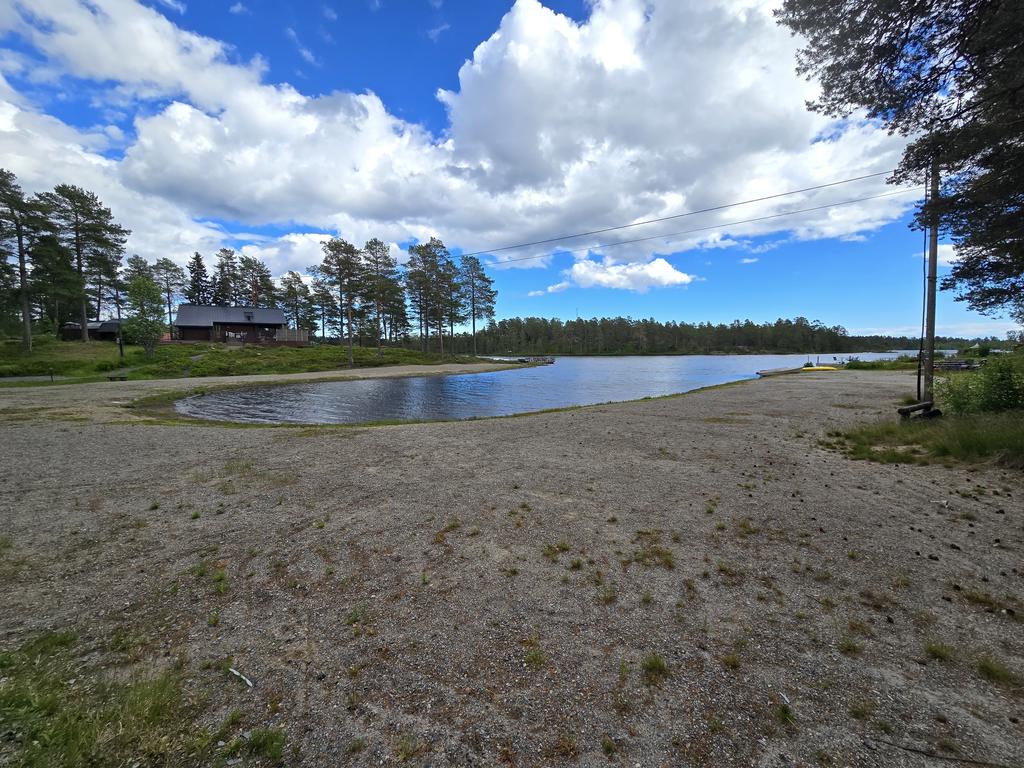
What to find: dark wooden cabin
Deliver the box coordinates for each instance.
[173,305,287,343]
[60,320,122,341]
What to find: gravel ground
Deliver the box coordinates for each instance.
[0,369,1021,767]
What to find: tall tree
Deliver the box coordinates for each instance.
[459,255,497,356]
[237,255,277,307]
[775,0,1024,322]
[361,238,400,356]
[278,271,314,332]
[123,254,152,284]
[37,184,129,341]
[319,237,364,367]
[308,267,340,340]
[211,248,241,306]
[152,257,186,326]
[184,252,212,304]
[0,169,50,351]
[405,237,450,354]
[122,275,164,359]
[29,233,77,335]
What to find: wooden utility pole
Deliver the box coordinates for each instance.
[922,156,940,403]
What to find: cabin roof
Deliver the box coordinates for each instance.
[174,304,286,328]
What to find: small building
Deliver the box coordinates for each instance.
[60,319,122,342]
[173,304,292,344]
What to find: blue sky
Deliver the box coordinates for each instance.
[0,0,1016,338]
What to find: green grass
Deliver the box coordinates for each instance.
[845,356,919,371]
[0,631,203,768]
[836,411,1024,468]
[0,336,486,382]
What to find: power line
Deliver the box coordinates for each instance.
[490,187,918,266]
[460,169,896,258]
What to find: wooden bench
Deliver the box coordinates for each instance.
[107,374,128,381]
[897,401,939,419]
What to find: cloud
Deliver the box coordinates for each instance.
[155,0,186,13]
[528,280,570,297]
[228,2,249,15]
[937,243,959,266]
[285,27,318,66]
[567,258,695,292]
[740,257,758,264]
[427,22,450,42]
[0,0,914,282]
[322,5,337,21]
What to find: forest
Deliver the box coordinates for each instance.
[0,169,496,358]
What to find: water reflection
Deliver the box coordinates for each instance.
[176,352,924,425]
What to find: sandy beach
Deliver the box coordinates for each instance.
[0,368,1020,766]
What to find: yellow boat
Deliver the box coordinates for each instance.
[801,366,839,372]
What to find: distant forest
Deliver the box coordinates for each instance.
[433,316,983,356]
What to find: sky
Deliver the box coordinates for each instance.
[0,0,1017,338]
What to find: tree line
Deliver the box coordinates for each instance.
[0,168,497,358]
[453,316,980,357]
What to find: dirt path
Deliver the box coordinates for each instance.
[0,370,1020,767]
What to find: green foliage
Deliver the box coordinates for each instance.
[937,357,1024,415]
[0,631,195,768]
[775,1,1024,321]
[844,356,919,371]
[838,411,1024,469]
[122,275,166,359]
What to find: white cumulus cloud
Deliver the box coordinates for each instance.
[0,0,913,283]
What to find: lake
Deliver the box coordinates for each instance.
[175,351,926,425]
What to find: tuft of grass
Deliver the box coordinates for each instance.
[546,734,578,760]
[849,700,875,720]
[925,642,954,661]
[247,727,286,760]
[601,734,617,756]
[721,653,740,670]
[207,610,219,627]
[523,634,546,670]
[542,541,570,562]
[641,653,670,686]
[977,656,1017,684]
[395,732,427,762]
[773,702,797,731]
[838,636,862,656]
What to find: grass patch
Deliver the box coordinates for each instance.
[0,631,212,767]
[836,411,1024,468]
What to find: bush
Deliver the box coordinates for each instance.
[938,357,1024,414]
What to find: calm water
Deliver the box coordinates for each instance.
[176,351,926,425]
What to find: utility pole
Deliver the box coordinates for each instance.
[922,155,940,404]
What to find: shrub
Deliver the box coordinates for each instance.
[938,357,1024,414]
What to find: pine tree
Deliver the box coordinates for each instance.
[152,257,186,325]
[460,255,497,356]
[184,252,211,305]
[361,238,400,356]
[319,237,364,367]
[238,255,277,307]
[211,248,241,306]
[0,169,51,351]
[37,184,129,341]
